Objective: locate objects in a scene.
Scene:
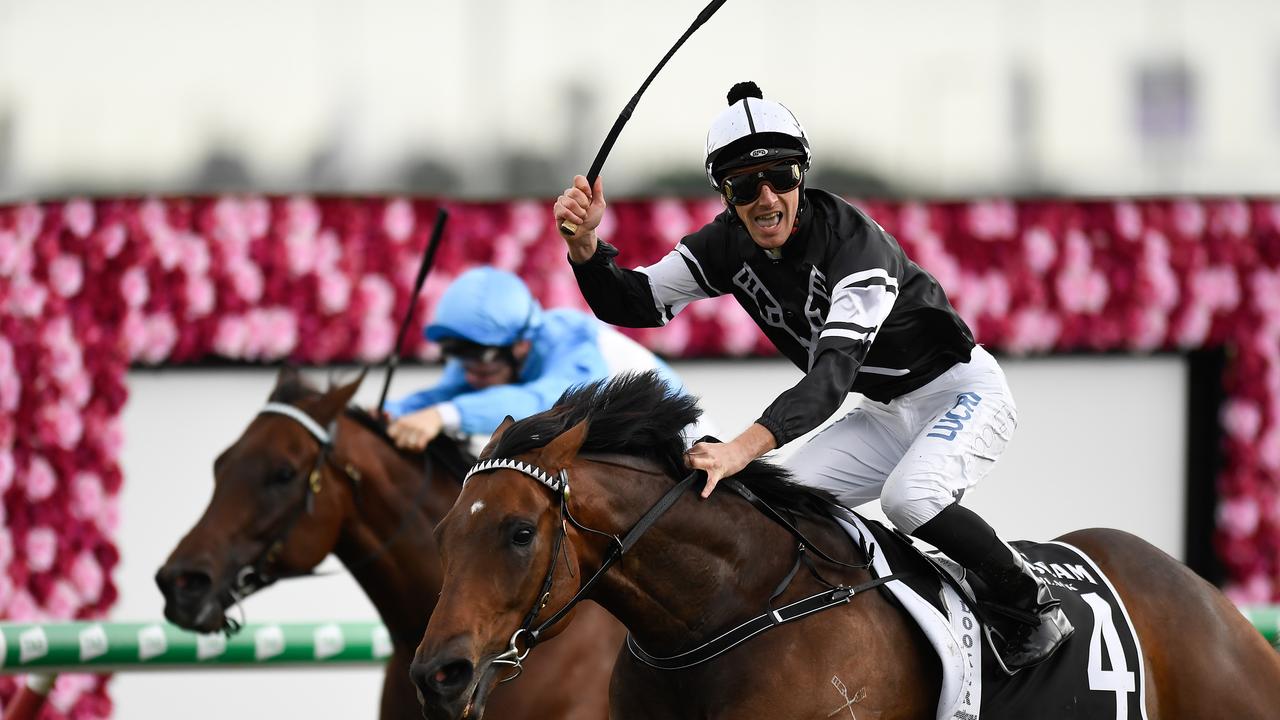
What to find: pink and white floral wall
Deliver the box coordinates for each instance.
[0,195,1278,717]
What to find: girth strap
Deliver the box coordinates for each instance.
[626,573,901,670]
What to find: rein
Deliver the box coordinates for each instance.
[626,479,899,671]
[464,454,903,680]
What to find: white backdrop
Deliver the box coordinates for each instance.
[112,355,1186,718]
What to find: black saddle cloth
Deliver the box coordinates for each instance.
[856,516,1147,719]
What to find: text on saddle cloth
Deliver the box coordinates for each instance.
[843,515,1148,720]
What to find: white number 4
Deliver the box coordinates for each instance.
[1082,592,1136,719]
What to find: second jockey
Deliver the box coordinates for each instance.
[384,267,691,451]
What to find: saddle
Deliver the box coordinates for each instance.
[845,514,1148,720]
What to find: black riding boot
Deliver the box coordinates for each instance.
[913,503,1074,673]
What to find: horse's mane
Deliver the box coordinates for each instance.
[492,371,839,519]
[268,373,476,479]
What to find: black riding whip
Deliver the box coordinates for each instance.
[375,206,449,417]
[558,0,730,238]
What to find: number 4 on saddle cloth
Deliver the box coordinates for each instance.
[841,514,1147,720]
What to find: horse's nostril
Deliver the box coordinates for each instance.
[433,659,474,691]
[158,565,213,603]
[412,657,474,701]
[434,662,467,687]
[177,571,212,595]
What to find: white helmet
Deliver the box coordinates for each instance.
[704,82,811,190]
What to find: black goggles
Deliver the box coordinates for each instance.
[438,338,510,364]
[720,162,803,206]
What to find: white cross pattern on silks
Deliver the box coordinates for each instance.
[828,675,867,718]
[731,263,827,355]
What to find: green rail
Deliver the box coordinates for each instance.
[0,621,393,674]
[0,608,1276,675]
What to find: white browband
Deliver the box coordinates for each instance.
[259,402,332,445]
[465,458,567,494]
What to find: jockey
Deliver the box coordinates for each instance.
[553,81,1073,672]
[384,266,689,451]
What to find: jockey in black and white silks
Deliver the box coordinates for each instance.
[553,81,1074,672]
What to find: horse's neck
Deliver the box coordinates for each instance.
[331,416,460,647]
[574,460,866,656]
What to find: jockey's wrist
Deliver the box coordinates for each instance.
[566,232,599,264]
[735,423,778,458]
[753,416,786,450]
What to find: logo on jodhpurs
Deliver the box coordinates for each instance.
[926,392,983,441]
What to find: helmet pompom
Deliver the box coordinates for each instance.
[726,81,763,105]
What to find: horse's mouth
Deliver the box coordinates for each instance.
[165,573,267,635]
[164,596,228,635]
[448,658,505,720]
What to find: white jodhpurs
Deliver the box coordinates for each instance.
[784,346,1017,533]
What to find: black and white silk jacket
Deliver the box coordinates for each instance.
[571,188,975,447]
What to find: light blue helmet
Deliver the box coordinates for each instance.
[425,268,543,347]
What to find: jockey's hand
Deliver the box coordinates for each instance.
[388,406,444,451]
[555,175,606,263]
[685,423,778,499]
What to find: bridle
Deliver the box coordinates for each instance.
[462,450,899,681]
[462,456,703,682]
[219,402,455,635]
[226,402,366,615]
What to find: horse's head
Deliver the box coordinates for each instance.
[410,413,592,719]
[155,367,365,633]
[410,371,702,720]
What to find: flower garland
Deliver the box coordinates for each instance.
[0,194,1277,716]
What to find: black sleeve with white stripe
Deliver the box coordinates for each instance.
[756,350,860,447]
[632,243,720,322]
[571,223,726,327]
[570,240,668,328]
[756,219,905,446]
[817,267,900,359]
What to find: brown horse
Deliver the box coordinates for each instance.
[156,368,624,720]
[412,372,1280,720]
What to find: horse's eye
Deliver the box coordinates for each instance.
[511,526,536,547]
[269,466,297,486]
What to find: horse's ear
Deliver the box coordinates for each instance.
[479,416,516,460]
[314,369,367,423]
[273,364,301,391]
[539,419,589,471]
